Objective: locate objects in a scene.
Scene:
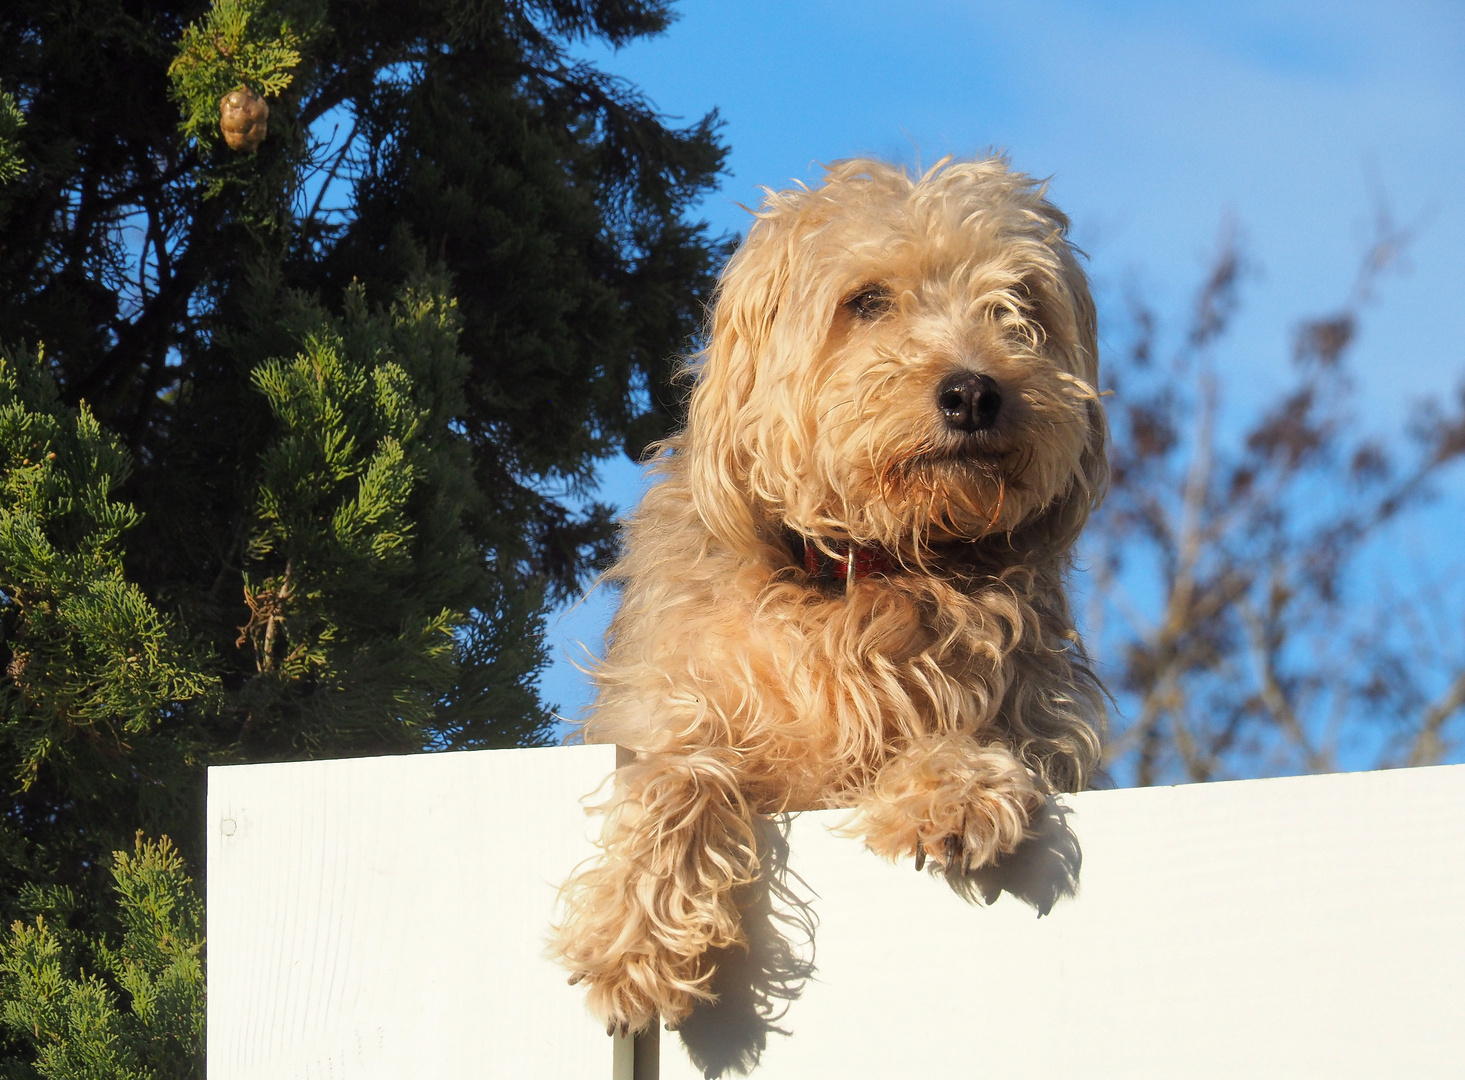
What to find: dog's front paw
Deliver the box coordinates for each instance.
[553,909,708,1035]
[553,751,762,1034]
[551,849,724,1034]
[851,733,1046,873]
[563,962,676,1036]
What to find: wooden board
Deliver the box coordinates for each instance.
[208,751,1465,1079]
[206,744,632,1080]
[655,764,1465,1079]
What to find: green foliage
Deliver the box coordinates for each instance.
[0,0,726,1071]
[0,836,204,1080]
[168,0,323,217]
[0,90,23,187]
[230,274,551,751]
[169,0,315,142]
[327,25,731,531]
[0,345,214,794]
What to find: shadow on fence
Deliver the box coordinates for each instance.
[666,798,1081,1078]
[958,798,1083,915]
[672,814,818,1078]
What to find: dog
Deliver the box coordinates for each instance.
[551,157,1108,1035]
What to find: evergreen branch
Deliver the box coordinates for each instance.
[0,87,26,186]
[169,0,318,147]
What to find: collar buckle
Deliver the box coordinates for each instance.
[801,536,894,592]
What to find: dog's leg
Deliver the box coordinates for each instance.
[551,748,759,1034]
[850,731,1045,872]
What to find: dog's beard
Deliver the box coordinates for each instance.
[786,396,1063,552]
[877,439,1038,544]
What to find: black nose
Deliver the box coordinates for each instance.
[936,371,1003,433]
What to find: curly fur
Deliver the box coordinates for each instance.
[551,157,1108,1034]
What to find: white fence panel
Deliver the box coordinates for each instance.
[206,744,632,1080]
[208,750,1465,1079]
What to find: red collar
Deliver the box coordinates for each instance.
[799,536,896,588]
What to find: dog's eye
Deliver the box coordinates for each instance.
[845,284,893,321]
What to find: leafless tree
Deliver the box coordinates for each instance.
[1088,209,1465,786]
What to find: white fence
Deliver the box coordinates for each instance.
[207,747,1465,1078]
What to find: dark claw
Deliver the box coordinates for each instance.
[620,1021,630,1038]
[607,1021,616,1037]
[914,837,926,871]
[945,834,961,867]
[567,972,584,986]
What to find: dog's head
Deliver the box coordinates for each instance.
[684,157,1107,563]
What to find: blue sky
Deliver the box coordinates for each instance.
[541,0,1465,727]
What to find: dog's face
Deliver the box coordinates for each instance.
[686,158,1108,559]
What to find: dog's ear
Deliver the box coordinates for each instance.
[684,208,798,548]
[1050,383,1110,551]
[1018,244,1109,557]
[1054,242,1108,532]
[1013,253,1094,363]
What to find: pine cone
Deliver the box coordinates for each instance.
[220,87,269,152]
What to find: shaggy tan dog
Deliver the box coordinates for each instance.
[552,157,1107,1035]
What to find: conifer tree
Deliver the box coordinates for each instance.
[0,1,727,1072]
[0,837,204,1080]
[0,92,22,189]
